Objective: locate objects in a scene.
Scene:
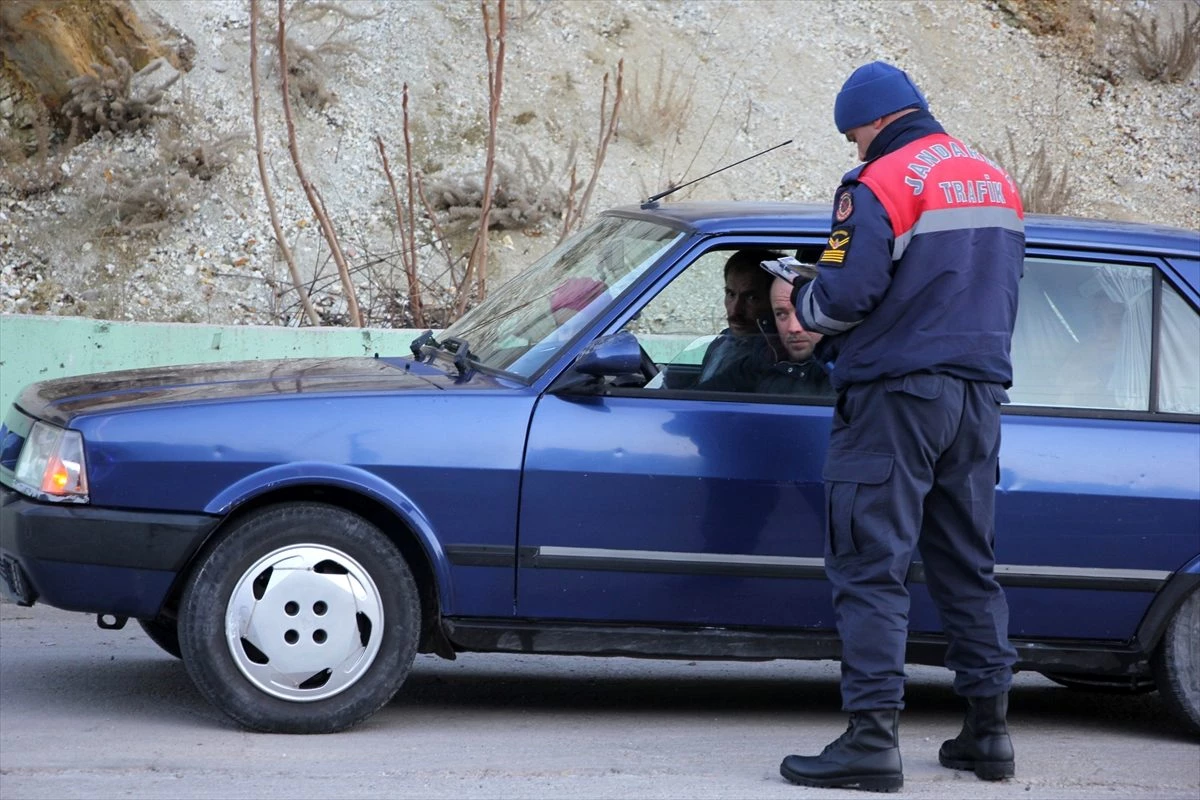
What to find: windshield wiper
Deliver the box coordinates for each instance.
[441,336,475,377]
[410,330,474,377]
[409,330,439,360]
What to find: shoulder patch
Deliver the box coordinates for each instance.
[834,190,854,223]
[818,226,853,267]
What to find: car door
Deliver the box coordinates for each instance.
[517,238,1200,645]
[516,242,840,630]
[907,249,1200,641]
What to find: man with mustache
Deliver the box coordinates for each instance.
[694,249,777,392]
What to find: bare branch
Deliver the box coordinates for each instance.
[276,0,362,326]
[572,58,623,237]
[250,0,320,326]
[376,124,424,328]
[556,161,582,245]
[402,85,423,328]
[416,173,462,283]
[455,0,506,317]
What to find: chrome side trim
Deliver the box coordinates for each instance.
[529,546,1171,591]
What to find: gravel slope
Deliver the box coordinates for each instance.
[1,0,1197,325]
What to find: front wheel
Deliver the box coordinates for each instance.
[179,503,420,733]
[1153,587,1200,735]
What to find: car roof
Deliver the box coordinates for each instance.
[604,201,1200,258]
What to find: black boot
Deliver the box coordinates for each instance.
[938,692,1015,780]
[780,709,903,793]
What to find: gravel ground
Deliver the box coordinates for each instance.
[1,0,1197,327]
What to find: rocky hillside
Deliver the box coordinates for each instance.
[1,0,1197,327]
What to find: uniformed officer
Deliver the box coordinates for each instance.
[775,62,1025,792]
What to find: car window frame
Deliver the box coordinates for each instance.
[568,234,837,407]
[1155,270,1200,416]
[489,217,698,390]
[1162,256,1199,307]
[1007,245,1198,423]
[551,236,1199,421]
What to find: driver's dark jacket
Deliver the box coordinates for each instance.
[695,327,833,398]
[694,330,774,393]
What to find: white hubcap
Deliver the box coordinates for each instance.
[225,544,384,702]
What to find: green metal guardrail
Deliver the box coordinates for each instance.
[0,314,712,415]
[0,314,427,415]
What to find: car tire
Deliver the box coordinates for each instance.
[1039,671,1156,695]
[178,502,420,734]
[138,616,182,659]
[1153,587,1200,735]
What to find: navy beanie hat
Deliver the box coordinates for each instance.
[834,61,928,133]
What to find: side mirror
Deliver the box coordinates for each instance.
[574,331,642,377]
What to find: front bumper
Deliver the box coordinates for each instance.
[0,484,219,618]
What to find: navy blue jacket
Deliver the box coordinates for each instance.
[796,111,1025,391]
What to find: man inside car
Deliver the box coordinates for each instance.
[693,249,780,392]
[758,270,834,397]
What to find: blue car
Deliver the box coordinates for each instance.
[2,203,1197,735]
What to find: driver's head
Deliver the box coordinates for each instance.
[722,250,777,336]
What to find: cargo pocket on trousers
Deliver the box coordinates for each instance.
[823,450,894,557]
[985,383,1009,484]
[985,383,1010,405]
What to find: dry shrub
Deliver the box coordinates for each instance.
[511,0,551,27]
[61,48,179,139]
[1002,129,1071,215]
[168,135,245,180]
[82,148,192,235]
[288,1,381,26]
[0,115,72,198]
[158,124,246,181]
[1125,2,1200,82]
[998,0,1199,86]
[95,172,192,234]
[255,0,375,111]
[281,36,358,110]
[622,53,694,147]
[424,143,572,233]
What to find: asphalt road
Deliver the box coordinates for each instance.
[1,603,1197,800]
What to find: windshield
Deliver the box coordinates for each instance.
[441,215,686,379]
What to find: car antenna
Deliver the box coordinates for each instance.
[640,139,794,209]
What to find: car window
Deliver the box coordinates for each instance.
[618,246,834,401]
[1158,280,1200,414]
[625,249,731,364]
[443,215,684,379]
[1010,258,1153,411]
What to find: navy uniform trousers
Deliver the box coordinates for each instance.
[822,373,1018,710]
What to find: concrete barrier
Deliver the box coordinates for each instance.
[0,314,713,416]
[0,314,427,415]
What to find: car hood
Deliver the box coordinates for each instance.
[17,356,505,425]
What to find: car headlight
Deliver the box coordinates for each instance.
[13,421,90,503]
